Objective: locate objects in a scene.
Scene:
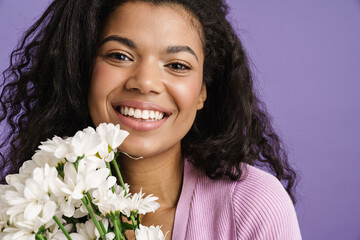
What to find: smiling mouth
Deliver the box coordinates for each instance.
[115,106,168,121]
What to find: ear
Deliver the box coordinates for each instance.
[196,83,207,110]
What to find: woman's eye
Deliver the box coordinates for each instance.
[167,62,191,71]
[106,52,132,62]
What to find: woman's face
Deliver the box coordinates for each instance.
[88,2,206,159]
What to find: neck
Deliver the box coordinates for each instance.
[118,147,184,209]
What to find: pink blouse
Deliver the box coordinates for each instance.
[172,160,302,240]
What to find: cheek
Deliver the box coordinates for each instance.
[90,61,116,97]
[88,61,119,125]
[168,76,203,114]
[181,80,202,107]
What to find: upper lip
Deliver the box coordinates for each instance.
[112,100,172,115]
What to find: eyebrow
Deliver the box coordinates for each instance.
[100,35,137,49]
[165,45,198,62]
[100,35,198,62]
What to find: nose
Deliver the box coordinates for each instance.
[125,59,165,95]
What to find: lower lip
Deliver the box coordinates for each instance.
[115,111,168,131]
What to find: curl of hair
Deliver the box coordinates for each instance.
[0,0,297,203]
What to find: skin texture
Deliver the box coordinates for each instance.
[88,2,206,237]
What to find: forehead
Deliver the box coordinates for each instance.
[100,1,204,55]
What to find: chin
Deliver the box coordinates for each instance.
[118,145,156,159]
[118,140,181,160]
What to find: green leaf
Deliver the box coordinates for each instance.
[56,162,65,179]
[121,222,135,231]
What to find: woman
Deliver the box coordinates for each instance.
[0,0,301,239]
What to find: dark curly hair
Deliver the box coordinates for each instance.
[0,0,297,203]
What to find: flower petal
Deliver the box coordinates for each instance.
[24,202,41,220]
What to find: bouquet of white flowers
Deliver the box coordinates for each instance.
[0,123,166,240]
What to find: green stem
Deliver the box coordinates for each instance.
[136,214,141,225]
[81,196,105,238]
[53,215,72,240]
[112,214,124,240]
[119,213,128,238]
[86,191,101,216]
[99,220,107,235]
[111,159,127,196]
[130,215,138,229]
[35,233,46,240]
[106,162,115,193]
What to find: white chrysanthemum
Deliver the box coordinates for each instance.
[122,189,160,217]
[38,135,72,163]
[5,165,60,226]
[59,162,112,217]
[92,183,129,215]
[96,123,129,163]
[68,127,103,162]
[96,123,129,150]
[2,225,36,240]
[32,164,66,197]
[46,223,73,240]
[61,162,111,199]
[31,150,66,172]
[82,154,107,172]
[135,224,166,240]
[100,148,116,163]
[38,127,103,163]
[18,159,41,178]
[58,197,83,219]
[4,174,26,197]
[116,183,130,197]
[2,212,56,240]
[0,185,11,232]
[69,218,114,240]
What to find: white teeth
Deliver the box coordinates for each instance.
[149,111,155,119]
[117,106,165,121]
[142,110,149,120]
[128,107,135,116]
[134,109,142,118]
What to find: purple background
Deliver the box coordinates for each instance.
[1,1,360,239]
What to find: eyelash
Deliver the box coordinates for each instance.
[105,52,133,62]
[166,62,191,71]
[105,52,191,71]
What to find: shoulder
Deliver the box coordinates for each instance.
[231,164,302,240]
